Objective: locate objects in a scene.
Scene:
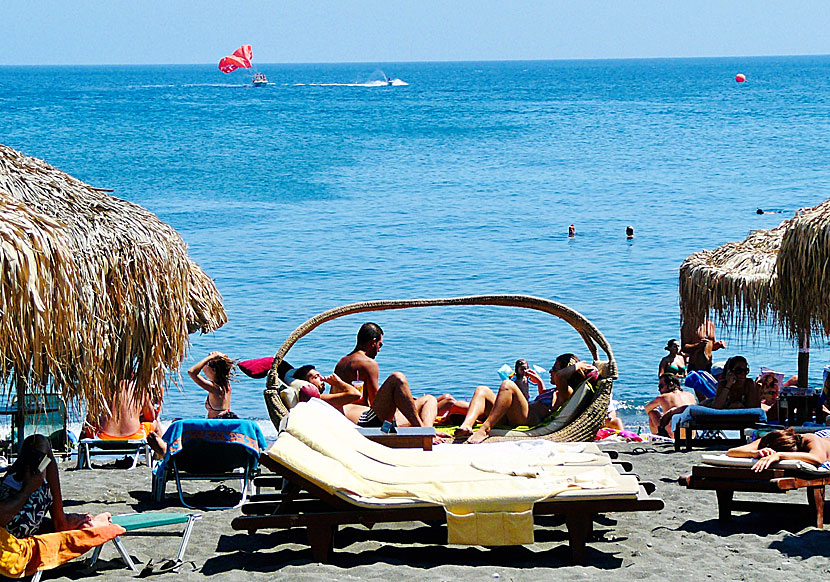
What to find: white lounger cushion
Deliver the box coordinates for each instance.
[702,453,830,476]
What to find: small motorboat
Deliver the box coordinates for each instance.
[252,72,268,87]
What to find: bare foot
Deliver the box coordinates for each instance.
[454,426,473,441]
[466,426,490,444]
[147,432,167,459]
[89,512,113,528]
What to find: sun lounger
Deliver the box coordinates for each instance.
[682,454,830,528]
[231,401,663,564]
[86,513,201,572]
[673,406,767,451]
[151,419,267,509]
[77,438,152,470]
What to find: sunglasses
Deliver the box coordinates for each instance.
[733,366,749,374]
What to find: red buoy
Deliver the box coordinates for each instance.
[735,73,747,83]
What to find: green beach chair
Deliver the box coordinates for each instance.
[30,513,200,581]
[88,513,201,572]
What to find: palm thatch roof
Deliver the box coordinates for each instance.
[777,199,830,338]
[680,199,830,343]
[679,220,787,334]
[0,144,227,416]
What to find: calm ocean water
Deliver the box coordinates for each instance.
[3,57,830,433]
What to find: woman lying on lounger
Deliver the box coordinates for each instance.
[462,354,599,444]
[727,427,830,472]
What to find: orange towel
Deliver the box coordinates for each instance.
[82,422,154,441]
[0,524,125,578]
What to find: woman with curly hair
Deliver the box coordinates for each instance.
[189,351,238,419]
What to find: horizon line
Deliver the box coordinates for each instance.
[2,52,829,67]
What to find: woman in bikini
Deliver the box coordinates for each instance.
[658,339,686,378]
[465,354,599,444]
[727,427,830,471]
[189,351,237,419]
[709,355,761,409]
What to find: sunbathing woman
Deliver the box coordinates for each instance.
[455,359,542,440]
[465,354,599,444]
[189,351,237,419]
[727,427,830,472]
[708,355,761,410]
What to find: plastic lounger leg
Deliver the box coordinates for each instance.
[144,444,152,469]
[129,449,139,470]
[176,514,202,561]
[112,536,139,571]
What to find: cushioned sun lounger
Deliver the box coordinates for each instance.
[231,401,663,564]
[673,406,767,451]
[682,454,830,528]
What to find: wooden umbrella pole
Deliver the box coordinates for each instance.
[798,333,810,389]
[14,373,25,454]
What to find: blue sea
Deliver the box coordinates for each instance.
[3,57,830,435]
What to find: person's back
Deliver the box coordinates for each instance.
[335,322,383,406]
[89,380,149,439]
[658,389,697,410]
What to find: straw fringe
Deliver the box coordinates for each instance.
[680,201,830,343]
[0,144,227,417]
[778,199,830,337]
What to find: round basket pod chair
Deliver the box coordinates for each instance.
[263,295,617,443]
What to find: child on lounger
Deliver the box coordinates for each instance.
[727,427,830,472]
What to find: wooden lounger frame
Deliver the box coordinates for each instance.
[683,464,830,528]
[231,456,663,564]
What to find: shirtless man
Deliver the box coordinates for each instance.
[645,374,697,438]
[681,319,725,373]
[333,322,438,428]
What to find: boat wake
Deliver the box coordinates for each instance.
[294,78,408,87]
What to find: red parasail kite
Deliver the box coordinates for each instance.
[219,45,253,73]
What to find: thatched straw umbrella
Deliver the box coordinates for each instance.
[680,204,830,388]
[0,144,227,435]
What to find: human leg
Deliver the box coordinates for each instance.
[456,385,496,437]
[147,432,168,459]
[648,409,663,435]
[412,394,438,427]
[468,381,529,444]
[372,372,422,426]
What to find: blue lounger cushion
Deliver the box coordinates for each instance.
[672,405,766,433]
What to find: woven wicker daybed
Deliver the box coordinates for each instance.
[263,294,618,443]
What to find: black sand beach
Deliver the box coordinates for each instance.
[47,441,830,581]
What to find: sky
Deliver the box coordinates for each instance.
[1,1,829,65]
